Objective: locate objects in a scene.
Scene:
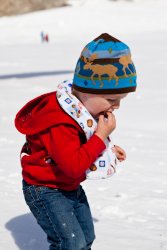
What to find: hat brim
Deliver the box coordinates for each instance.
[72,84,136,94]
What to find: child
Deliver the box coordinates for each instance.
[15,33,137,250]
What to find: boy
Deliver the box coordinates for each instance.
[15,33,137,250]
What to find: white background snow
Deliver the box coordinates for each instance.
[0,0,167,249]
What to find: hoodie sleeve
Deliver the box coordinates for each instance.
[42,124,106,179]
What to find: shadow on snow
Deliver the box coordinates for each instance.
[0,70,73,80]
[6,213,99,250]
[6,213,48,250]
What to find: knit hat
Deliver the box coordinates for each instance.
[72,33,137,94]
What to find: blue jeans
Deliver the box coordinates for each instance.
[22,180,95,250]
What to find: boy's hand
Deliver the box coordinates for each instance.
[95,112,116,141]
[114,145,126,162]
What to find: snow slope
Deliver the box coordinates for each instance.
[0,0,167,249]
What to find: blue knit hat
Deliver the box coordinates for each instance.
[73,33,137,94]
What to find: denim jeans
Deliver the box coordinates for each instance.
[22,180,95,250]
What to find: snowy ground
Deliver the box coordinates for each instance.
[0,0,167,249]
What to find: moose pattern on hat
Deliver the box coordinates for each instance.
[82,53,119,87]
[73,33,137,94]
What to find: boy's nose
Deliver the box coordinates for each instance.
[113,105,120,109]
[107,108,113,112]
[113,101,120,109]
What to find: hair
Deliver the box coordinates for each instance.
[71,87,77,96]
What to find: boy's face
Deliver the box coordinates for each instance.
[79,93,128,119]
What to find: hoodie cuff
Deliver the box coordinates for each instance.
[85,134,106,158]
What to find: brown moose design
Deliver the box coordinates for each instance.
[119,55,135,77]
[83,53,119,87]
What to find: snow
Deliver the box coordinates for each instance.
[0,0,167,249]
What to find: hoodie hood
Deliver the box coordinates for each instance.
[15,91,75,135]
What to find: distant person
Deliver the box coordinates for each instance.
[45,33,49,43]
[15,33,137,250]
[40,31,45,42]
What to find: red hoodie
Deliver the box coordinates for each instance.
[15,91,106,191]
